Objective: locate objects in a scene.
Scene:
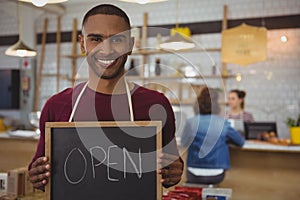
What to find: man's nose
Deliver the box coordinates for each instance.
[99,39,113,55]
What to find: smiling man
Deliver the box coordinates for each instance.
[28,4,183,191]
[82,13,133,81]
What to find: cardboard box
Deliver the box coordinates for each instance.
[6,167,34,198]
[7,168,24,198]
[0,172,8,197]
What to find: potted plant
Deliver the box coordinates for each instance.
[286,114,300,145]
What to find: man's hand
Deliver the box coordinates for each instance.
[28,157,51,191]
[158,153,183,188]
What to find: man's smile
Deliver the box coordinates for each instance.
[96,58,116,68]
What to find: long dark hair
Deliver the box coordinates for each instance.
[194,87,220,115]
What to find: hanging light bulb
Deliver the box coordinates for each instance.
[5,2,36,57]
[19,0,68,7]
[280,35,288,43]
[119,0,167,4]
[236,73,242,82]
[32,0,48,7]
[159,0,195,51]
[5,40,37,57]
[136,0,150,4]
[159,27,195,50]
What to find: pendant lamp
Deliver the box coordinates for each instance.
[19,0,68,7]
[159,0,195,51]
[5,40,37,57]
[119,0,167,4]
[159,27,195,51]
[5,2,36,57]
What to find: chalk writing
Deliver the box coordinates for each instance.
[63,145,142,184]
[64,148,87,184]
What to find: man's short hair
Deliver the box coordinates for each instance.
[82,4,131,29]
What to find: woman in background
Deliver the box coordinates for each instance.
[181,87,245,185]
[227,89,254,122]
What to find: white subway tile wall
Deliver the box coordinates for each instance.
[0,0,299,138]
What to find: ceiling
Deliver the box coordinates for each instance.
[61,0,101,5]
[0,0,148,16]
[60,0,170,6]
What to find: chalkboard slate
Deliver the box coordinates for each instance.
[45,121,162,200]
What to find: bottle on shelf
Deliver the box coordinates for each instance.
[127,59,139,76]
[212,65,216,75]
[156,33,161,49]
[155,58,161,76]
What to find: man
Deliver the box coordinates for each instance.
[28,4,183,191]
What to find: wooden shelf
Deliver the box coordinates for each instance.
[69,74,235,82]
[63,54,86,59]
[126,74,236,80]
[127,12,229,106]
[132,48,221,56]
[62,47,220,59]
[41,73,68,78]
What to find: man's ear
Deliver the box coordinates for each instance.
[78,34,86,54]
[127,36,135,55]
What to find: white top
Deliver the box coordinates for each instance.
[187,167,224,176]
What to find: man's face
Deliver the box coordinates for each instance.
[80,14,134,80]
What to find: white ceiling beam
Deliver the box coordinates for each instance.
[2,0,66,15]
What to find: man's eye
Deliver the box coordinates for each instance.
[91,37,102,42]
[110,36,125,43]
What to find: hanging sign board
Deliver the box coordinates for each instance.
[221,23,267,66]
[45,121,162,200]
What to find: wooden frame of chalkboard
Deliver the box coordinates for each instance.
[45,121,162,200]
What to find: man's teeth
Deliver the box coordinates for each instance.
[98,59,115,65]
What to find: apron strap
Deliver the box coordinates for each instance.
[68,82,89,122]
[125,78,134,122]
[69,80,134,122]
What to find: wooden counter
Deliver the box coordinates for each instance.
[1,134,300,199]
[219,141,300,200]
[0,133,38,172]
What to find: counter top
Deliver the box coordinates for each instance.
[2,134,300,152]
[238,140,300,153]
[0,130,39,140]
